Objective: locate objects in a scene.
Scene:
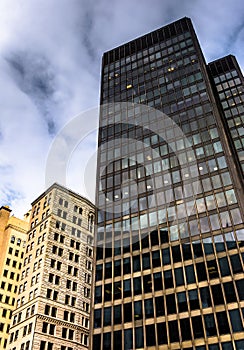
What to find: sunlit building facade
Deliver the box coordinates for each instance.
[7,183,95,350]
[91,17,244,350]
[0,206,29,349]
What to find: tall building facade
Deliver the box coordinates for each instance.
[208,55,244,176]
[0,206,29,349]
[7,183,95,350]
[91,18,244,350]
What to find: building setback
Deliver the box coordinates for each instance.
[91,17,244,350]
[7,183,95,350]
[0,206,29,349]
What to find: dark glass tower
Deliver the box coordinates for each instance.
[208,55,244,177]
[91,18,244,350]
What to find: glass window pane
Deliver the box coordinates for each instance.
[185,265,196,284]
[144,298,154,318]
[114,305,121,324]
[192,316,204,338]
[229,309,243,332]
[146,324,156,347]
[175,268,184,286]
[124,329,133,350]
[135,327,144,348]
[204,314,217,336]
[180,318,191,341]
[157,322,167,344]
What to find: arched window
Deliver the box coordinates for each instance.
[88,213,94,233]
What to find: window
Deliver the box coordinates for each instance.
[146,324,156,347]
[42,322,48,333]
[86,260,92,270]
[88,213,94,232]
[84,287,91,297]
[204,314,217,336]
[2,309,7,318]
[217,311,230,334]
[40,342,53,350]
[62,328,67,338]
[192,315,204,338]
[85,273,91,284]
[229,309,243,332]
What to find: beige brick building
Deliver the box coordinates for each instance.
[7,183,95,350]
[0,206,29,349]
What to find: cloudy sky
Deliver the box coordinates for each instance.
[0,0,243,217]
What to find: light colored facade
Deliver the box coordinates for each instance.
[0,206,29,349]
[7,183,95,350]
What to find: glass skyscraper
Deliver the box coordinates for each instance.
[91,17,244,350]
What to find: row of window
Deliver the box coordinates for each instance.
[104,40,195,81]
[0,294,15,306]
[104,39,195,83]
[0,281,17,293]
[5,257,21,269]
[28,222,48,241]
[10,236,24,247]
[93,317,244,349]
[46,289,79,308]
[32,195,51,218]
[100,150,228,188]
[99,207,242,243]
[105,26,192,66]
[20,341,30,350]
[40,341,53,350]
[95,281,244,328]
[105,58,199,99]
[19,274,40,293]
[100,123,219,162]
[56,216,94,236]
[3,269,19,281]
[42,322,55,335]
[54,230,93,248]
[96,228,243,259]
[27,233,46,252]
[101,158,230,198]
[16,288,38,307]
[95,262,243,303]
[31,210,49,227]
[13,305,35,325]
[59,197,83,215]
[8,247,23,258]
[29,216,50,230]
[105,64,202,104]
[96,243,243,279]
[57,208,94,230]
[9,323,32,343]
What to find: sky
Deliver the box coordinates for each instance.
[0,0,243,217]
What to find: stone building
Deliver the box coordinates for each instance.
[7,183,95,350]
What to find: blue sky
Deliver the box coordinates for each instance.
[0,0,243,216]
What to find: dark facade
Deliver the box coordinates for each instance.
[208,55,244,177]
[91,18,244,350]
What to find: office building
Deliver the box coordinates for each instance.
[7,183,95,350]
[0,206,29,349]
[91,17,244,350]
[208,55,244,175]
